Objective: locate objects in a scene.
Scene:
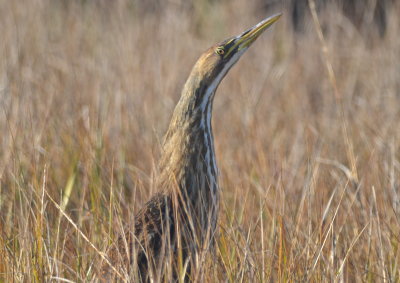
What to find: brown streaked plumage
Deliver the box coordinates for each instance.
[100,14,281,282]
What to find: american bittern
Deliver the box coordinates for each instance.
[101,13,281,282]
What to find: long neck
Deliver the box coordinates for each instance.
[157,74,219,202]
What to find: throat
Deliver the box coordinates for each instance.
[200,101,218,190]
[159,101,219,200]
[184,101,218,199]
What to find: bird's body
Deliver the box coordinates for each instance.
[100,14,281,282]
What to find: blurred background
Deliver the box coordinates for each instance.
[1,0,399,281]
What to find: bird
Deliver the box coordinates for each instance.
[100,13,281,282]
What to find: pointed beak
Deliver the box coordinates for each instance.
[225,13,281,57]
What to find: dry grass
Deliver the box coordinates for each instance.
[1,0,400,282]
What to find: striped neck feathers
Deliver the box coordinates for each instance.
[157,48,243,196]
[158,74,218,197]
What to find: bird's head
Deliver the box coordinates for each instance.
[190,13,281,91]
[163,14,282,182]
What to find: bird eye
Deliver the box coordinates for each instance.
[215,47,225,55]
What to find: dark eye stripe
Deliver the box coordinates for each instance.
[223,39,236,54]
